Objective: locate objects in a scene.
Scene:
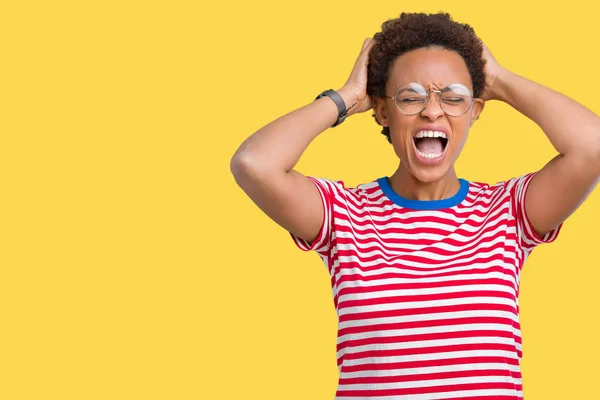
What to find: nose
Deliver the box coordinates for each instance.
[420,91,444,121]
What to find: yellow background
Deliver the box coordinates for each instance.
[1,1,598,399]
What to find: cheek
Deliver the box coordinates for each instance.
[389,116,417,148]
[390,130,417,163]
[450,119,471,146]
[390,130,414,158]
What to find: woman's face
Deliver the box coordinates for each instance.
[373,47,485,183]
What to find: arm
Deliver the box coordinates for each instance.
[483,44,600,238]
[230,38,376,243]
[230,86,354,243]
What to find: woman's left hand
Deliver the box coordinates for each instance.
[480,41,507,102]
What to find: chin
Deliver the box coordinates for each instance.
[409,164,451,183]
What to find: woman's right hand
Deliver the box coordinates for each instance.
[231,38,378,246]
[337,38,377,116]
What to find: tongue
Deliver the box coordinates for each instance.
[416,137,443,154]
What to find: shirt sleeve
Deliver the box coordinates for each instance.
[505,171,563,251]
[289,176,346,258]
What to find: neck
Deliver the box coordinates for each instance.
[388,164,461,201]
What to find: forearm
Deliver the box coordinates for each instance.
[230,87,356,176]
[494,69,600,157]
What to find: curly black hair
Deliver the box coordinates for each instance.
[367,12,486,143]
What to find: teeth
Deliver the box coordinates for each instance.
[414,130,447,159]
[414,130,447,139]
[416,148,444,159]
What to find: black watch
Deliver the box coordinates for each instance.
[314,89,352,127]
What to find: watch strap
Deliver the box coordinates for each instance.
[314,89,349,127]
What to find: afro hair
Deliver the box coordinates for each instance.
[367,12,486,143]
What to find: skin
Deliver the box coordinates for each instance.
[481,43,600,238]
[231,37,600,244]
[372,46,485,201]
[372,42,600,239]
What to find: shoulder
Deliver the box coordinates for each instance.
[489,172,538,199]
[461,173,539,217]
[462,174,535,206]
[465,173,536,192]
[307,176,382,200]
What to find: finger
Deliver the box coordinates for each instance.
[360,39,369,51]
[361,38,376,52]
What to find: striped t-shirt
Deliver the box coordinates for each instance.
[290,172,562,400]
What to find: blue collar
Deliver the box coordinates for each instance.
[377,177,470,210]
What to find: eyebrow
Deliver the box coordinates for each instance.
[398,87,420,94]
[396,83,471,94]
[397,84,448,90]
[398,83,453,94]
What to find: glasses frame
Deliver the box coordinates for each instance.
[383,82,476,117]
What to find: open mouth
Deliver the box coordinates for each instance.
[413,130,449,159]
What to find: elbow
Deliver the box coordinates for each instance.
[230,150,269,184]
[230,151,252,181]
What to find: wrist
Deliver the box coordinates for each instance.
[336,86,359,117]
[491,68,515,102]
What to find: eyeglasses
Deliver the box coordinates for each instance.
[383,82,475,117]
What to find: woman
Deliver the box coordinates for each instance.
[230,12,600,399]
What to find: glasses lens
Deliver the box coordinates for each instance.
[440,83,473,116]
[395,82,427,115]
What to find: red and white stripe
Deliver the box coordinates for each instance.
[291,172,562,400]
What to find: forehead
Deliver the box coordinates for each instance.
[388,47,472,91]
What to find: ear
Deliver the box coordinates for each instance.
[469,98,485,127]
[372,96,391,127]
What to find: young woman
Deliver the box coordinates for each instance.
[230,12,600,400]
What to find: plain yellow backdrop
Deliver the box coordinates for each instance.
[1,1,598,399]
